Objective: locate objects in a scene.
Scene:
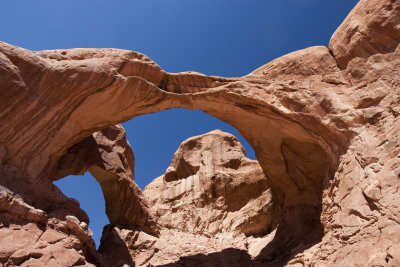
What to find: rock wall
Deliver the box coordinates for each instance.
[95,130,276,266]
[52,124,158,234]
[0,0,399,266]
[0,125,158,266]
[140,130,274,265]
[144,130,273,237]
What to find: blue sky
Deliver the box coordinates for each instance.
[1,0,359,247]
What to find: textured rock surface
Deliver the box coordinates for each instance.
[0,0,399,266]
[0,184,99,266]
[137,130,274,265]
[53,124,158,235]
[144,130,273,236]
[0,125,158,266]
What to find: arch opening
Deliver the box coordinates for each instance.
[51,108,258,252]
[22,43,347,267]
[122,108,256,190]
[51,106,337,266]
[54,172,109,248]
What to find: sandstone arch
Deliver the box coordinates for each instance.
[1,0,400,265]
[0,40,343,255]
[0,43,344,213]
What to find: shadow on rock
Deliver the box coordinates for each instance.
[98,225,136,267]
[254,205,324,266]
[158,248,260,267]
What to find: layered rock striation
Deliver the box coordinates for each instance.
[145,130,273,238]
[0,125,158,266]
[52,124,158,235]
[0,0,399,266]
[141,130,274,265]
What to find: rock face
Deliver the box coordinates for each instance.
[52,124,158,235]
[0,0,399,266]
[0,184,98,267]
[0,125,158,266]
[140,130,274,265]
[145,130,273,237]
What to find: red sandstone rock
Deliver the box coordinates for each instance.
[0,0,399,265]
[138,130,274,265]
[144,130,273,237]
[53,124,158,235]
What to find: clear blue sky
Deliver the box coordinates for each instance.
[1,0,359,247]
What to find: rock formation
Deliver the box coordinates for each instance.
[0,0,399,265]
[145,130,273,237]
[52,124,158,235]
[140,130,274,265]
[0,125,157,266]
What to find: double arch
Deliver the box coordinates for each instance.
[0,42,350,263]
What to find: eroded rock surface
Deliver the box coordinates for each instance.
[94,130,275,266]
[0,184,98,267]
[137,130,274,265]
[0,0,400,265]
[53,124,158,235]
[0,125,158,266]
